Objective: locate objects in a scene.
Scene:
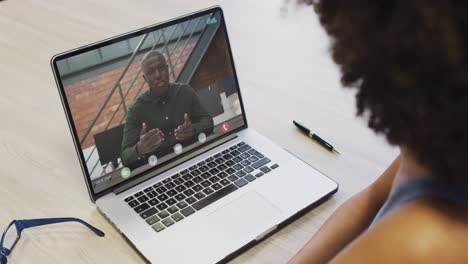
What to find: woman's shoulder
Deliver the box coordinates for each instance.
[330,198,468,263]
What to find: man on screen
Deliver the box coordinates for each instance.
[121,51,213,167]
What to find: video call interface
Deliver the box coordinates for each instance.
[56,10,245,193]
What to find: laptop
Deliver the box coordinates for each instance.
[50,6,338,263]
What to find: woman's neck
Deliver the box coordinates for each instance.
[391,146,432,193]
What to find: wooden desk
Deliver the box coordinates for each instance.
[0,0,398,263]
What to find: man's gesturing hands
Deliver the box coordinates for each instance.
[136,122,165,155]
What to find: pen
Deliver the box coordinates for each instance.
[293,120,341,155]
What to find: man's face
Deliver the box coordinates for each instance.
[142,56,170,96]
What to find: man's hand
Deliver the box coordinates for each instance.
[174,113,194,141]
[136,122,165,156]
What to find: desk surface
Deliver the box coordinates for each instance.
[0,0,398,263]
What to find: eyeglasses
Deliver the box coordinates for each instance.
[0,217,105,264]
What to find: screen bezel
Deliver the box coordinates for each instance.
[50,6,249,201]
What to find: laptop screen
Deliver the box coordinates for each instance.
[53,8,246,195]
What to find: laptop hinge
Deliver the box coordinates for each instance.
[113,134,238,195]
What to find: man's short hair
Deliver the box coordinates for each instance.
[141,50,166,68]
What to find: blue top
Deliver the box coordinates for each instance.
[370,176,468,226]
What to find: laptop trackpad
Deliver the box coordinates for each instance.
[208,191,282,241]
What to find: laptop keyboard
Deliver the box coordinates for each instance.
[123,142,279,233]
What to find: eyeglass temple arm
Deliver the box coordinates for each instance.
[16,218,105,237]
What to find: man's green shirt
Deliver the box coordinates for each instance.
[121,83,213,166]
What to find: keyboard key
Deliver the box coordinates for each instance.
[214,153,222,158]
[167,206,179,214]
[215,158,225,164]
[182,174,193,181]
[144,187,153,193]
[171,212,184,222]
[227,175,239,182]
[183,189,195,197]
[226,168,236,175]
[146,215,160,225]
[222,149,230,154]
[192,184,238,210]
[194,192,206,200]
[134,203,150,213]
[153,182,163,188]
[191,169,201,176]
[165,182,176,189]
[209,168,220,175]
[140,207,158,219]
[230,145,238,150]
[207,162,217,168]
[244,166,254,173]
[271,164,279,169]
[225,160,235,167]
[206,157,214,162]
[252,158,271,169]
[180,206,196,217]
[189,165,198,171]
[201,172,211,179]
[231,150,241,156]
[137,195,149,203]
[199,165,209,172]
[174,178,184,185]
[157,210,170,219]
[255,172,264,178]
[176,201,188,209]
[212,183,223,191]
[134,191,144,197]
[236,171,246,177]
[232,156,242,163]
[155,202,167,212]
[156,203,168,211]
[128,200,139,208]
[162,217,175,227]
[163,178,172,184]
[234,178,249,188]
[201,181,212,187]
[223,154,233,160]
[248,156,259,162]
[203,187,214,195]
[217,164,228,171]
[155,186,167,194]
[193,185,203,192]
[166,198,177,206]
[181,169,189,175]
[237,142,245,146]
[247,149,257,155]
[245,174,256,182]
[124,196,134,202]
[171,173,181,180]
[220,179,230,186]
[184,180,195,188]
[175,185,187,192]
[233,164,243,170]
[241,160,252,166]
[240,153,250,159]
[238,145,251,152]
[175,194,186,201]
[260,166,272,173]
[157,194,168,201]
[167,189,177,197]
[148,198,159,206]
[197,161,206,166]
[218,172,228,178]
[193,176,203,183]
[152,222,165,232]
[147,190,158,198]
[185,196,197,204]
[209,176,220,183]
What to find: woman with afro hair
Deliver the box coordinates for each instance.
[289,1,468,263]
